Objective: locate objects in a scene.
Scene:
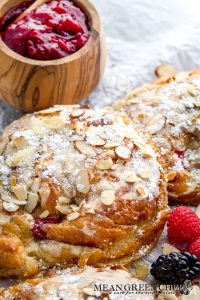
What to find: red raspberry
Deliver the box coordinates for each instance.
[167,206,200,251]
[189,238,200,261]
[32,215,62,240]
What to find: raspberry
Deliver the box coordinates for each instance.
[167,206,200,251]
[32,215,62,240]
[189,238,200,261]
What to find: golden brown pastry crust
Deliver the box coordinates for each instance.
[114,70,200,205]
[0,267,155,300]
[0,106,168,277]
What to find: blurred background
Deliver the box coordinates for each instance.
[1,0,200,130]
[90,0,200,106]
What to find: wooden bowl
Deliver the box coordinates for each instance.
[0,0,106,112]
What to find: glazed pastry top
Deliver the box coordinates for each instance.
[0,105,161,219]
[0,267,154,300]
[115,71,200,199]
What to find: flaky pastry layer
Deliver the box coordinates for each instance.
[0,106,168,277]
[115,70,200,205]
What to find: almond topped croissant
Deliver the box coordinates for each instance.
[0,105,168,277]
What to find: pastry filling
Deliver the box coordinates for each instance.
[32,215,62,240]
[0,0,90,60]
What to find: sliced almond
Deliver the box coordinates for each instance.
[75,140,96,158]
[2,195,27,205]
[58,196,70,204]
[136,186,146,196]
[24,192,39,213]
[42,117,65,129]
[74,123,86,137]
[11,147,35,167]
[31,178,41,193]
[76,170,90,194]
[99,150,115,159]
[115,145,131,160]
[89,137,106,146]
[82,287,96,296]
[39,210,49,218]
[37,107,63,115]
[69,204,79,212]
[138,169,152,179]
[0,137,8,154]
[56,203,70,214]
[86,208,95,214]
[162,243,180,255]
[79,199,86,208]
[96,157,113,170]
[126,174,139,183]
[39,182,51,208]
[3,202,19,212]
[70,109,84,118]
[133,135,146,149]
[10,175,16,187]
[13,136,28,149]
[155,64,176,78]
[104,142,121,149]
[126,140,134,151]
[101,190,115,205]
[124,130,133,140]
[143,147,156,158]
[67,211,80,221]
[111,163,120,170]
[12,185,27,201]
[188,85,196,97]
[147,114,165,134]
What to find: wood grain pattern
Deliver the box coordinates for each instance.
[0,0,106,112]
[14,0,48,23]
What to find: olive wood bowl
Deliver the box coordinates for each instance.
[0,0,106,112]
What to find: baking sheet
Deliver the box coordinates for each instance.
[0,0,200,292]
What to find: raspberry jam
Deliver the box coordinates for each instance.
[32,215,62,240]
[175,151,184,160]
[0,0,90,60]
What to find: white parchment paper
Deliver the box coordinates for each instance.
[0,0,200,290]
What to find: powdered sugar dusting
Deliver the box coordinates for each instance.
[2,267,154,299]
[115,72,200,196]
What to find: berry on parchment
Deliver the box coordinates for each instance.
[167,206,200,251]
[189,238,200,261]
[150,252,200,284]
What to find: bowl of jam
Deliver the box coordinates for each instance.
[0,0,106,112]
